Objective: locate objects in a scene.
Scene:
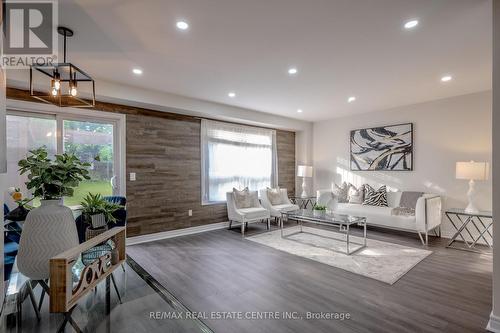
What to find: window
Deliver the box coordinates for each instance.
[6,113,57,206]
[62,119,115,206]
[201,119,277,204]
[6,106,124,207]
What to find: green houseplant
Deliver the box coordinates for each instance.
[81,193,122,227]
[313,204,327,216]
[16,147,91,281]
[18,147,91,200]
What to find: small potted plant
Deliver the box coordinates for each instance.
[81,193,122,240]
[313,204,327,216]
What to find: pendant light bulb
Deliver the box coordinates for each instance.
[69,77,78,96]
[50,79,58,96]
[53,70,61,90]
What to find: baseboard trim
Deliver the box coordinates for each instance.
[487,312,500,332]
[126,221,230,245]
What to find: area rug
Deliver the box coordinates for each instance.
[247,226,432,284]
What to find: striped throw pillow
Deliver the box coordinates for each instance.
[363,185,388,207]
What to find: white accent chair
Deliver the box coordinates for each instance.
[226,191,270,237]
[259,188,300,227]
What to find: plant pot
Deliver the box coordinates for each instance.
[85,225,108,241]
[313,210,324,217]
[17,199,79,280]
[90,213,107,228]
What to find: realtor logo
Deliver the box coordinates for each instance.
[2,0,58,68]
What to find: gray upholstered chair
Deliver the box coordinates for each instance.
[259,188,300,227]
[226,190,270,237]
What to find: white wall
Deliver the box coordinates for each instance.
[313,91,492,238]
[489,0,499,331]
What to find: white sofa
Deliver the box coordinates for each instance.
[226,191,271,237]
[316,189,442,245]
[259,188,300,227]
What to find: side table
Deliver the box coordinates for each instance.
[445,208,493,253]
[289,196,316,209]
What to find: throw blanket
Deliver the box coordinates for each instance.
[391,191,423,217]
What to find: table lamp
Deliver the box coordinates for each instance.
[297,165,313,198]
[455,161,489,213]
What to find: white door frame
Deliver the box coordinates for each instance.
[6,99,127,196]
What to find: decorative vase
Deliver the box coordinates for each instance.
[313,210,323,217]
[85,225,108,241]
[17,199,79,280]
[90,213,107,228]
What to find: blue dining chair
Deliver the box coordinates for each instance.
[4,204,21,281]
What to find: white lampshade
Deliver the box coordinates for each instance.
[297,165,313,178]
[456,161,489,181]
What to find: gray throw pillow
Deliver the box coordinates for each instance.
[267,187,283,205]
[233,187,252,209]
[348,184,365,204]
[333,182,349,203]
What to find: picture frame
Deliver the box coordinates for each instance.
[350,123,413,171]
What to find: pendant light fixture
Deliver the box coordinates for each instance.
[30,26,95,107]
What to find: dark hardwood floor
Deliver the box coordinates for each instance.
[127,222,492,333]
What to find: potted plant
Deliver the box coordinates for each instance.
[313,204,327,216]
[16,147,91,280]
[81,193,122,240]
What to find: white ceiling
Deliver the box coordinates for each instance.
[52,0,491,121]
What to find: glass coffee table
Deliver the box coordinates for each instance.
[281,209,367,255]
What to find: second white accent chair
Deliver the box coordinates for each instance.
[226,191,270,237]
[259,188,300,227]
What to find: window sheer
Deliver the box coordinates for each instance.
[201,119,278,204]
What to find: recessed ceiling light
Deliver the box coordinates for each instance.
[404,20,419,29]
[228,92,236,98]
[288,68,298,75]
[441,75,452,82]
[176,21,189,30]
[348,96,356,103]
[297,109,303,113]
[132,68,143,75]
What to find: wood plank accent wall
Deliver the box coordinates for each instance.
[7,88,295,237]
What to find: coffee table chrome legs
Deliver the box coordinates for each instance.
[280,214,367,255]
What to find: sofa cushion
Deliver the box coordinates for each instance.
[386,191,402,208]
[273,203,300,212]
[238,207,269,220]
[233,187,252,209]
[267,187,283,205]
[348,184,365,204]
[335,203,417,231]
[333,182,350,203]
[363,185,388,207]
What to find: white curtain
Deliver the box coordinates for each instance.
[201,119,278,204]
